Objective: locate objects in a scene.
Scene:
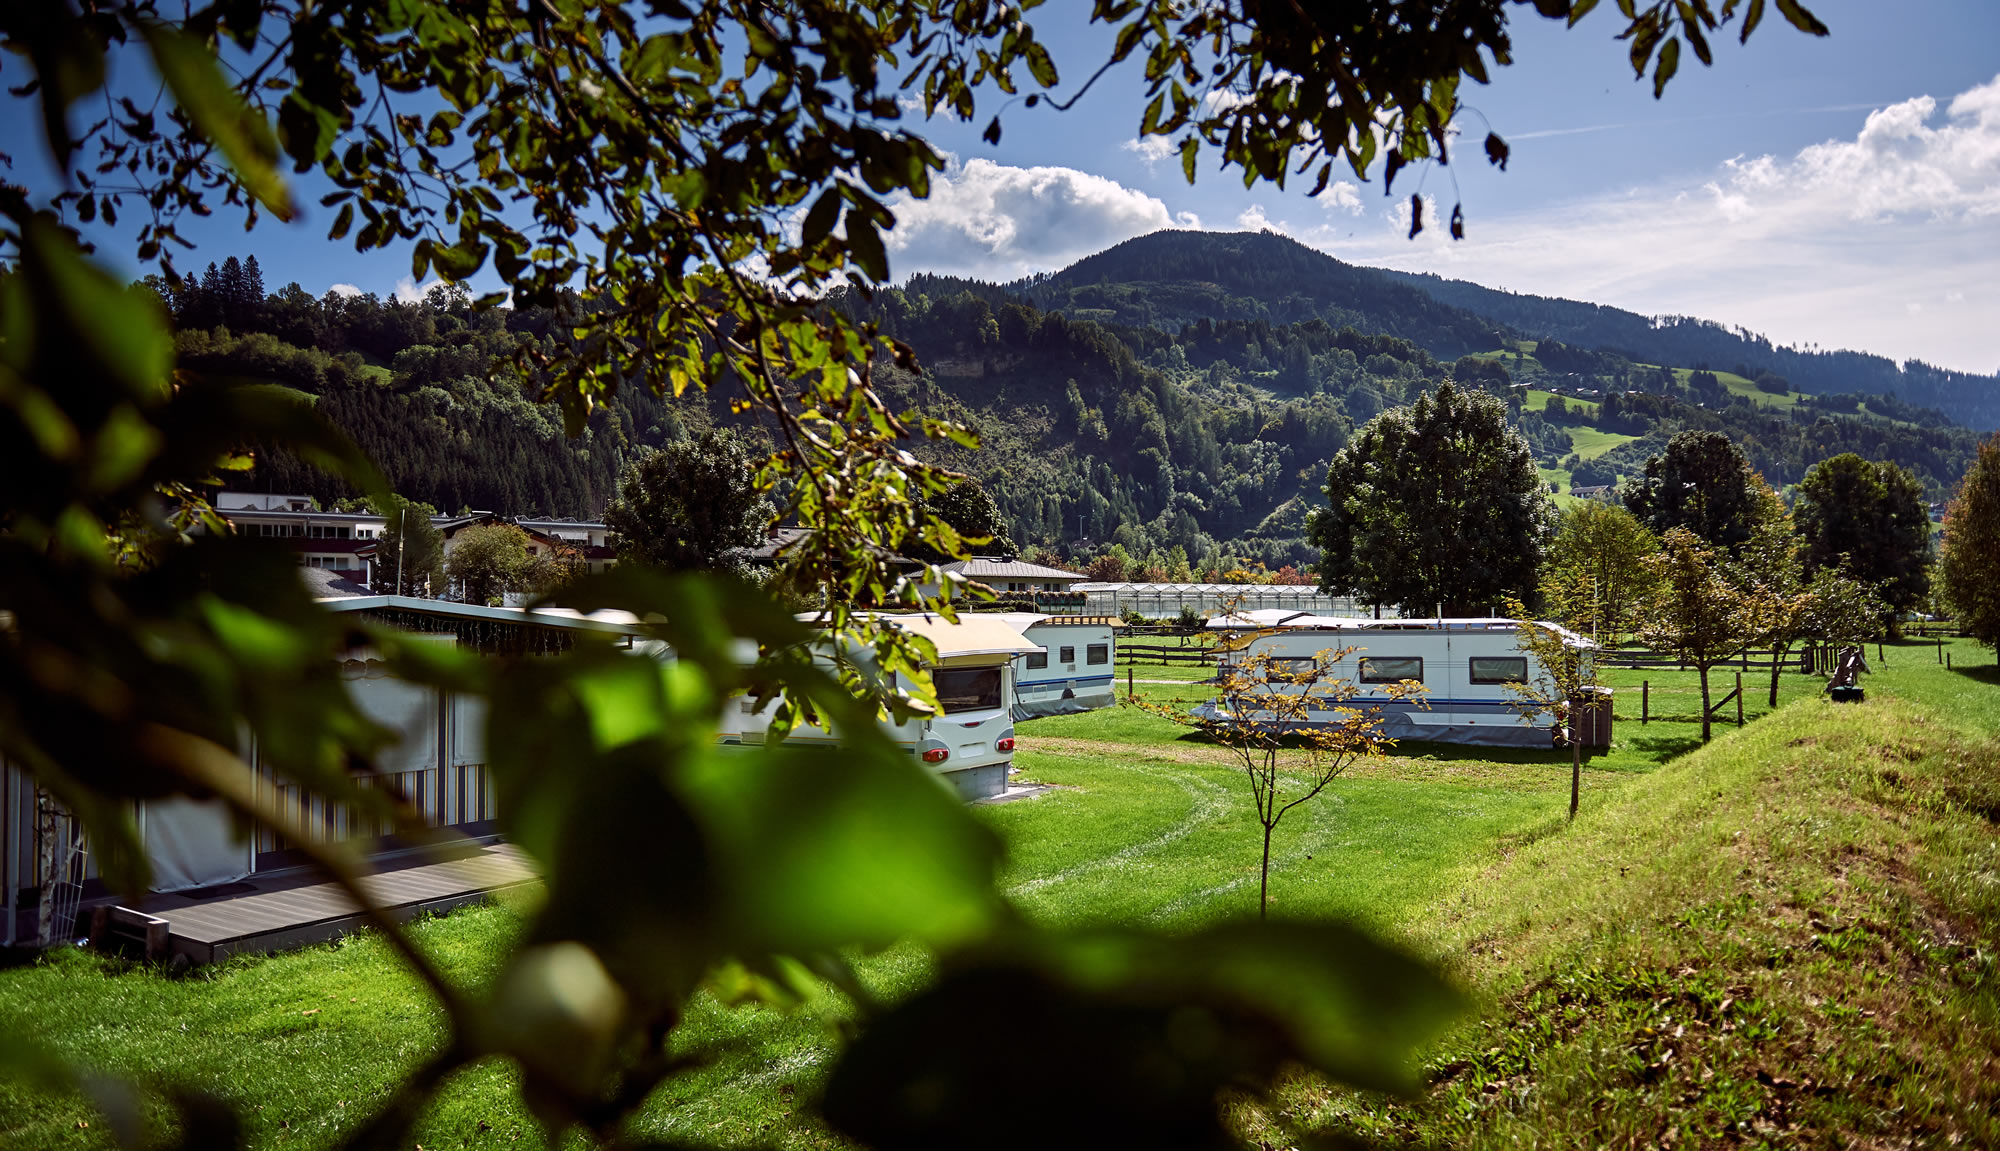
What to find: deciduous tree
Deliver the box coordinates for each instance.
[1499,598,1599,821]
[448,524,534,605]
[1638,528,1754,742]
[1939,433,2000,652]
[1623,431,1766,554]
[1539,502,1658,645]
[604,430,774,573]
[903,477,1018,565]
[1794,453,1932,625]
[373,495,445,596]
[1134,638,1418,918]
[1310,381,1555,617]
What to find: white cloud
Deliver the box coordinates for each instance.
[327,282,362,297]
[884,158,1196,280]
[1333,74,2000,374]
[1122,135,1178,171]
[1319,180,1364,215]
[1237,204,1276,232]
[394,275,445,304]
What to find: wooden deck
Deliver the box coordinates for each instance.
[143,843,537,964]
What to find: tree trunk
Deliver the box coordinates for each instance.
[35,790,57,947]
[1698,663,1712,742]
[1768,644,1786,708]
[1259,821,1274,920]
[1569,728,1581,821]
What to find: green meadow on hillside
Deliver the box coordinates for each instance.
[1,641,1994,1149]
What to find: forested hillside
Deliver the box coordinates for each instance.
[162,240,1984,573]
[158,257,704,517]
[1380,267,2000,430]
[1006,230,1499,359]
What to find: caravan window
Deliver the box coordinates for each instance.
[1359,656,1423,684]
[1025,651,1049,670]
[1059,646,1075,663]
[934,667,1002,714]
[1469,657,1528,684]
[1086,644,1109,665]
[1265,656,1320,679]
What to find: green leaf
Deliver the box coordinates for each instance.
[844,208,889,282]
[22,217,173,403]
[139,20,295,220]
[1652,36,1680,97]
[823,920,1461,1148]
[801,186,842,250]
[1773,0,1830,36]
[1023,41,1058,88]
[1179,135,1198,183]
[681,743,1003,953]
[1739,0,1767,41]
[430,238,489,281]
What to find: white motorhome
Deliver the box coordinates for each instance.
[985,613,1118,719]
[1204,616,1596,748]
[722,614,1039,800]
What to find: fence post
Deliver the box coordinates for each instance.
[1938,636,1944,664]
[1642,680,1648,725]
[1127,666,1134,702]
[1877,641,1885,664]
[1736,672,1744,726]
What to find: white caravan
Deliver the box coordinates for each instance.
[985,613,1118,719]
[722,613,1039,800]
[1204,616,1594,747]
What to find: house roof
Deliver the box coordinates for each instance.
[941,557,1086,582]
[735,526,917,567]
[299,567,375,598]
[315,594,648,636]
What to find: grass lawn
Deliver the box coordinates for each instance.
[1566,425,1637,461]
[3,641,1995,1148]
[1521,388,1596,417]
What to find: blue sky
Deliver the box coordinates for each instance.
[8,0,1997,373]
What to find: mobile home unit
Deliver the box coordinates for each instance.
[1205,616,1594,747]
[725,613,1039,800]
[985,613,1118,719]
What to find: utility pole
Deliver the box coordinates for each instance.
[396,505,406,595]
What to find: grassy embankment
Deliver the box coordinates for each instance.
[0,642,1994,1148]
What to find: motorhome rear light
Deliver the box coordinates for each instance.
[921,748,949,764]
[995,737,1015,752]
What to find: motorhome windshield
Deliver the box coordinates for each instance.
[934,666,1003,713]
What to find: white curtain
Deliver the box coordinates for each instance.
[350,673,441,774]
[451,693,488,767]
[142,798,252,891]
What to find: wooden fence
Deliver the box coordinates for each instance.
[1117,642,1214,666]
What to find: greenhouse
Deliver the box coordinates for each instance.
[1070,582,1382,620]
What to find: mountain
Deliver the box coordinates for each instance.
[160,233,1988,581]
[1372,269,2000,433]
[989,230,1999,433]
[1007,230,1501,360]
